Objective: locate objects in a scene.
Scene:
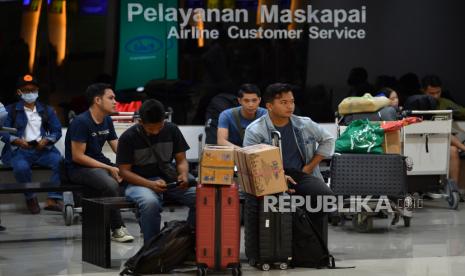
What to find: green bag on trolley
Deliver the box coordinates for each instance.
[335,119,384,154]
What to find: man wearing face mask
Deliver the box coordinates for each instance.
[1,75,63,214]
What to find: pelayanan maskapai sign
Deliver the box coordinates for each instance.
[127,2,367,40]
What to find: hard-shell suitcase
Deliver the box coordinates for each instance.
[196,183,241,275]
[330,153,407,197]
[244,194,293,271]
[330,153,411,231]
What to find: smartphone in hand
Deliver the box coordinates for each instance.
[27,140,38,147]
[166,180,182,189]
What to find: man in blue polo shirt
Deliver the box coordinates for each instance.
[65,83,134,243]
[217,84,267,147]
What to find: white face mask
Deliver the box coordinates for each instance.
[21,91,39,104]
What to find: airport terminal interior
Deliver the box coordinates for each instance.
[1,0,465,275]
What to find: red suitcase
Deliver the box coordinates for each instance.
[196,183,242,276]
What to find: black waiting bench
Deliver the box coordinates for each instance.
[0,181,81,194]
[81,196,184,268]
[82,197,136,268]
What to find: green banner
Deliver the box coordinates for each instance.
[115,0,178,91]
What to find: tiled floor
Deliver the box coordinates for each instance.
[0,199,464,276]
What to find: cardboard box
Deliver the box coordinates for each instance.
[235,144,287,196]
[200,145,235,185]
[383,130,401,154]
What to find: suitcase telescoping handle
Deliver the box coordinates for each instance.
[271,130,283,161]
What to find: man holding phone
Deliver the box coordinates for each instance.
[117,99,196,244]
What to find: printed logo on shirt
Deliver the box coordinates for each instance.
[98,130,110,135]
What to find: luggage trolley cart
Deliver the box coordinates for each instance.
[403,110,460,210]
[331,119,412,231]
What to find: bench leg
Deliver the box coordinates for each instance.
[82,200,111,268]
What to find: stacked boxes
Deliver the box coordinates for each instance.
[235,144,288,196]
[200,145,235,185]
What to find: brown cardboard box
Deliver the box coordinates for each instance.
[383,130,401,154]
[235,144,287,196]
[200,145,235,185]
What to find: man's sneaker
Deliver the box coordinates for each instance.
[111,227,134,243]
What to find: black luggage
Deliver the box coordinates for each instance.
[340,106,398,125]
[330,153,407,197]
[330,153,411,232]
[244,194,293,271]
[292,208,334,268]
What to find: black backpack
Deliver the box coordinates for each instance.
[120,220,195,276]
[404,94,438,111]
[291,208,354,269]
[340,106,398,126]
[204,93,238,144]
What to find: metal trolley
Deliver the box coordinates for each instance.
[330,116,412,232]
[403,110,460,210]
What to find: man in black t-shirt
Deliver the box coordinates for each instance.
[117,99,196,244]
[65,83,134,243]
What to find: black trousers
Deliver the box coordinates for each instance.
[69,167,125,230]
[285,168,332,246]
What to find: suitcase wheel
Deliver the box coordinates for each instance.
[261,263,270,271]
[197,267,207,276]
[248,259,256,267]
[63,205,74,226]
[231,267,242,276]
[279,263,288,270]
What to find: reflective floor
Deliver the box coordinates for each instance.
[0,199,464,276]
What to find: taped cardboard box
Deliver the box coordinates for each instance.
[200,145,235,185]
[235,144,287,196]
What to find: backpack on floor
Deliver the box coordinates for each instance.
[120,220,195,275]
[291,208,354,269]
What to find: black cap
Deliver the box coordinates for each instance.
[17,74,39,89]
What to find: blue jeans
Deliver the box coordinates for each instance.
[125,177,196,244]
[9,147,62,200]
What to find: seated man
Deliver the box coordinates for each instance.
[1,75,63,214]
[422,75,465,199]
[0,101,7,230]
[217,84,267,147]
[117,99,196,244]
[65,83,134,243]
[243,83,335,234]
[422,75,465,120]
